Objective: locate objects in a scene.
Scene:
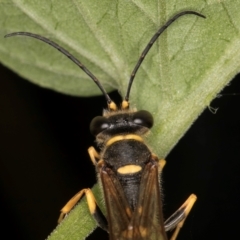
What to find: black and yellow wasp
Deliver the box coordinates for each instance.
[5,10,205,240]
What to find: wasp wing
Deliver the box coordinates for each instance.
[100,166,133,240]
[100,160,167,240]
[124,161,167,240]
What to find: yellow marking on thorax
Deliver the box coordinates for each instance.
[117,164,142,174]
[106,134,143,146]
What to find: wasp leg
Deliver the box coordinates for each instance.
[88,146,100,165]
[58,188,108,231]
[164,194,197,240]
[159,158,166,170]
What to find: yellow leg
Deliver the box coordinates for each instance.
[169,194,197,240]
[159,158,166,170]
[88,146,100,165]
[58,188,97,223]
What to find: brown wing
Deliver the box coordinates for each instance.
[100,160,167,240]
[100,166,133,240]
[123,161,168,240]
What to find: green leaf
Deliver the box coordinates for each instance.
[47,185,104,240]
[1,0,240,239]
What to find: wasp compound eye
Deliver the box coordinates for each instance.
[133,110,154,129]
[90,116,110,136]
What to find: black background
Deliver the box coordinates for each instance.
[0,63,240,240]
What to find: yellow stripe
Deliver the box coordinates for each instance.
[106,134,143,146]
[117,165,142,174]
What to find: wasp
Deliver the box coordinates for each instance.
[5,10,205,240]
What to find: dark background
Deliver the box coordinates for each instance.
[0,63,240,240]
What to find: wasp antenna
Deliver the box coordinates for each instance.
[4,32,114,107]
[124,10,206,102]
